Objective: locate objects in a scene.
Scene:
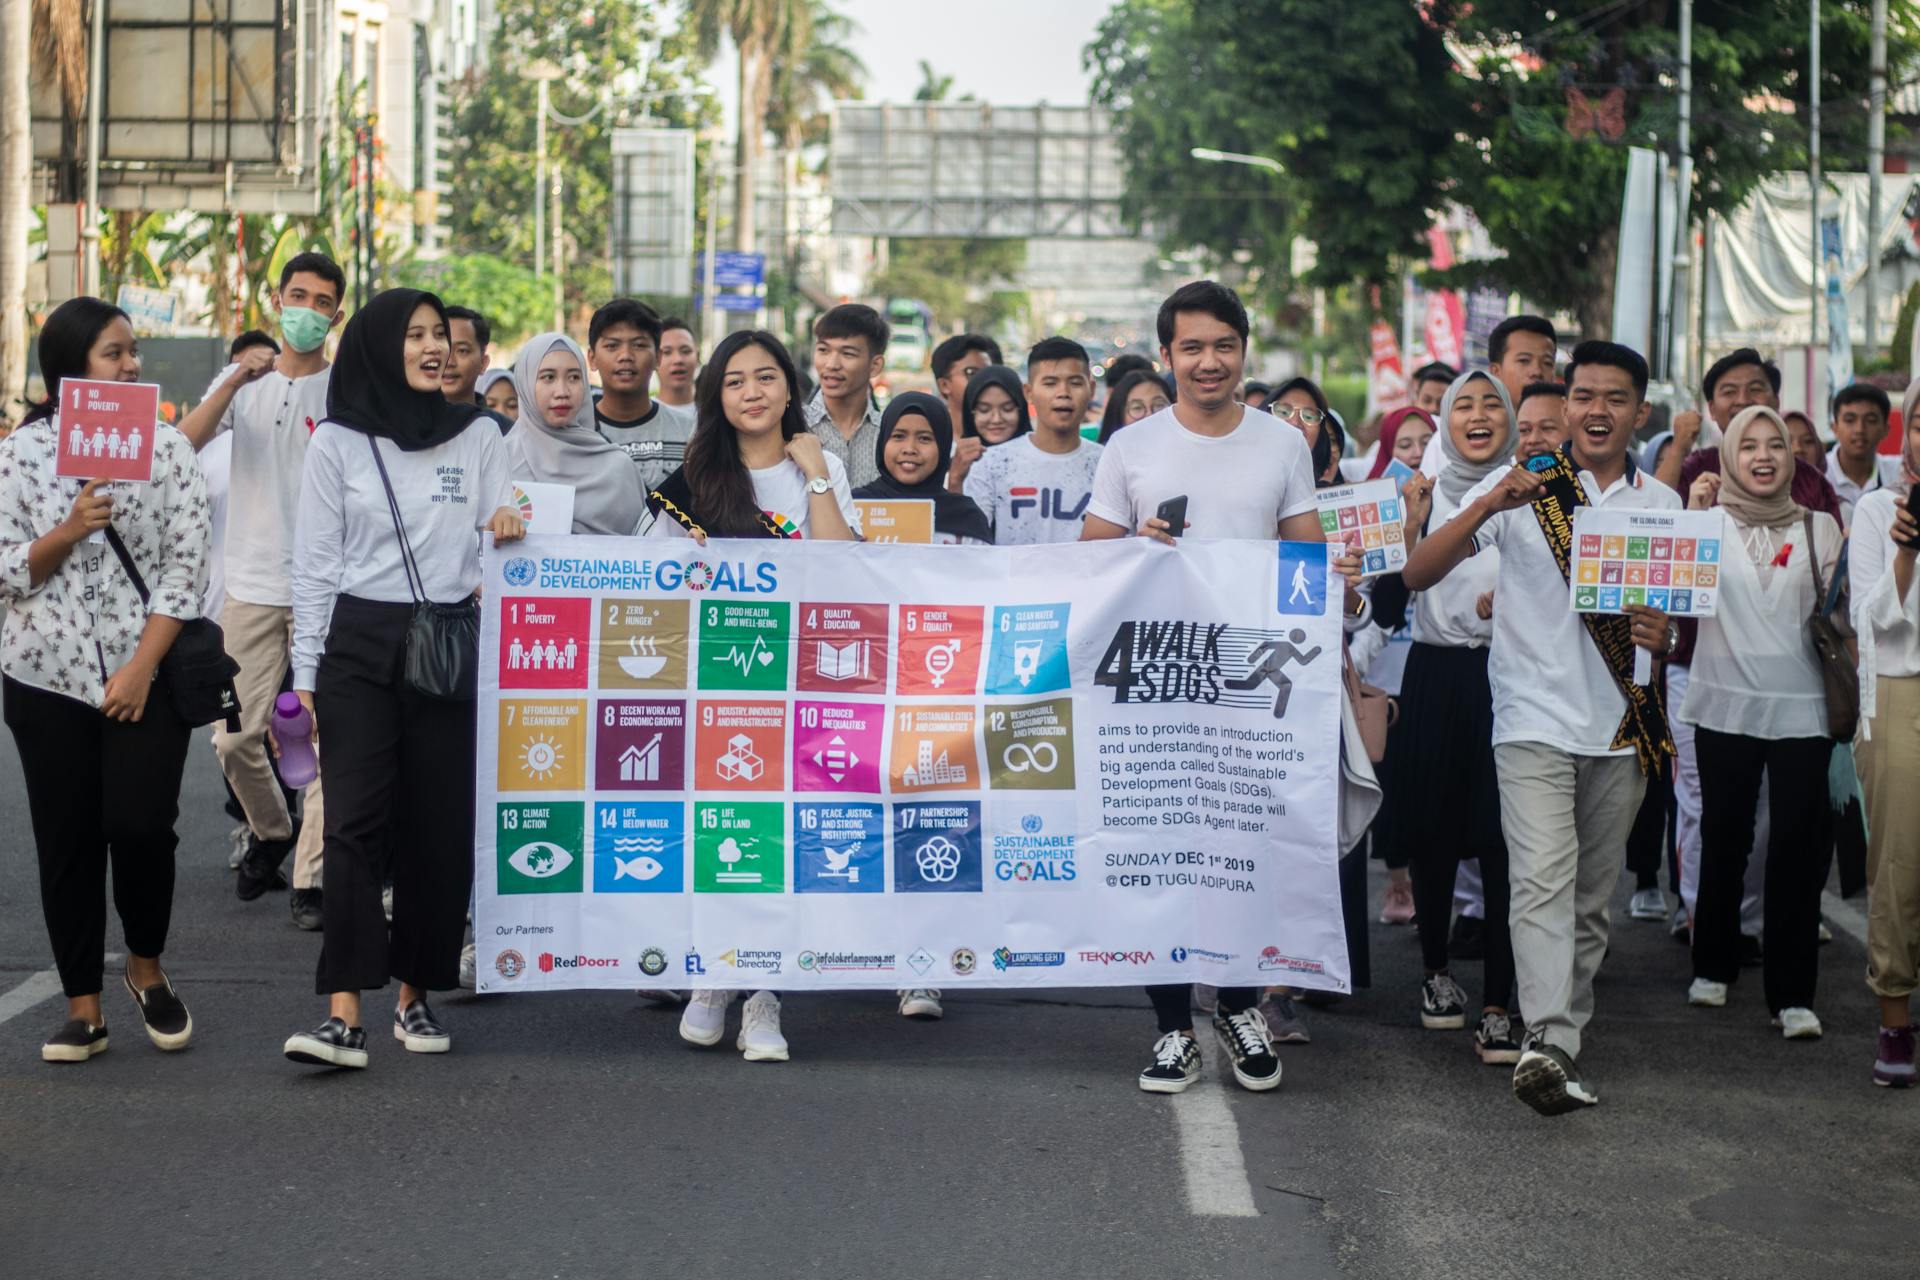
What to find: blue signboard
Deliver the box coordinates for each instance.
[698,253,767,288]
[708,293,767,313]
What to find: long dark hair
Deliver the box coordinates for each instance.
[684,330,808,536]
[1098,369,1169,444]
[25,297,131,425]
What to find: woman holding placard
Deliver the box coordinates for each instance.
[282,289,525,1071]
[644,328,858,1062]
[853,392,992,546]
[0,296,210,1063]
[1679,405,1841,1040]
[503,332,649,535]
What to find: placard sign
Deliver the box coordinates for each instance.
[55,380,161,483]
[1569,508,1726,618]
[1313,478,1407,577]
[853,499,934,544]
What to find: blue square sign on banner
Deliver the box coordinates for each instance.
[1276,542,1328,616]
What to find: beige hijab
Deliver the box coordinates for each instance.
[1717,405,1802,531]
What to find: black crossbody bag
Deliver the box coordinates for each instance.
[365,434,480,700]
[102,527,242,731]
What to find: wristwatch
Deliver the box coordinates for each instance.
[1663,620,1680,656]
[807,474,832,495]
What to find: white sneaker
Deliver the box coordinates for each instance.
[679,988,735,1046]
[898,988,943,1019]
[226,823,250,870]
[1688,978,1728,1007]
[737,991,789,1061]
[1775,1007,1823,1040]
[1628,888,1666,921]
[457,942,477,991]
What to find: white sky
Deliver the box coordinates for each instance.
[708,0,1110,131]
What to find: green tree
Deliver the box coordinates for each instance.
[870,238,1028,334]
[1091,0,1920,338]
[913,60,956,102]
[767,0,867,154]
[687,0,812,255]
[392,254,554,347]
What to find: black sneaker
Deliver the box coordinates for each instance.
[1474,1010,1522,1065]
[393,1000,450,1054]
[288,887,323,931]
[41,1019,108,1063]
[1448,914,1486,961]
[1138,1030,1201,1094]
[284,1017,368,1069]
[122,971,192,1051]
[1512,1041,1598,1115]
[1420,973,1469,1030]
[235,836,292,901]
[1211,1007,1282,1091]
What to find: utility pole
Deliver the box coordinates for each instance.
[1865,0,1887,354]
[1,0,32,418]
[551,167,564,332]
[700,147,719,357]
[1666,0,1693,385]
[525,60,563,281]
[1809,0,1821,353]
[82,0,105,297]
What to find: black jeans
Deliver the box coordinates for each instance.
[3,676,191,998]
[1148,985,1256,1034]
[1625,765,1673,891]
[1693,727,1832,1011]
[313,597,476,995]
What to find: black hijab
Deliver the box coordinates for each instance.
[960,364,1031,442]
[325,288,486,452]
[854,391,993,544]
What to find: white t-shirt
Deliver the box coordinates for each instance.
[290,419,511,689]
[214,365,329,608]
[1825,451,1904,525]
[1085,405,1318,540]
[1410,487,1496,649]
[1458,461,1682,755]
[596,400,696,496]
[644,454,861,541]
[197,431,232,622]
[963,434,1103,545]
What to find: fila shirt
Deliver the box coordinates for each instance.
[964,434,1103,545]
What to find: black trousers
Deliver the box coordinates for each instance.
[1396,644,1515,1009]
[1147,985,1256,1033]
[1625,764,1674,890]
[1693,727,1832,1011]
[313,596,476,996]
[4,676,191,998]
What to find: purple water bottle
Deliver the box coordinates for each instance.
[270,692,319,788]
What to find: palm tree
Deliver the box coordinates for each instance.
[767,0,865,155]
[686,0,811,255]
[912,60,954,103]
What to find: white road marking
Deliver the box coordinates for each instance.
[0,970,66,1027]
[1171,1074,1260,1217]
[1823,892,1869,948]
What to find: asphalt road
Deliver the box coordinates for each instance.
[1,738,1915,1279]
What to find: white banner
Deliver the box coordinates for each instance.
[474,536,1347,994]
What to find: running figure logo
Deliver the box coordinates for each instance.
[1225,629,1323,719]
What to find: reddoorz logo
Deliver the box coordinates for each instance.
[538,952,620,973]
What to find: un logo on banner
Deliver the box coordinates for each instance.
[1276,543,1326,616]
[503,557,537,587]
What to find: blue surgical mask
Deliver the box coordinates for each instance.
[279,305,332,354]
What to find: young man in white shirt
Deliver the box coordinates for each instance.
[804,304,888,489]
[1487,316,1559,409]
[442,306,512,433]
[654,317,699,412]
[1826,383,1900,521]
[1405,340,1681,1116]
[1083,280,1360,1096]
[176,252,345,926]
[590,299,693,494]
[964,336,1100,544]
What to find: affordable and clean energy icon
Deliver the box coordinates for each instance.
[922,638,962,688]
[518,733,566,782]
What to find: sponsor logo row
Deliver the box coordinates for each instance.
[490,943,1274,982]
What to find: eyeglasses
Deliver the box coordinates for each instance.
[1270,403,1326,428]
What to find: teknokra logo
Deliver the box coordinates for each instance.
[1094,620,1324,720]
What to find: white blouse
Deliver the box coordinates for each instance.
[291,420,512,690]
[1409,488,1496,650]
[1849,489,1920,731]
[0,418,210,707]
[1680,510,1842,740]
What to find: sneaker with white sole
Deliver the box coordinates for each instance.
[898,988,943,1019]
[393,999,450,1053]
[1874,1026,1917,1088]
[1211,1006,1282,1091]
[1474,1010,1522,1065]
[41,1018,109,1063]
[225,823,250,870]
[1138,1030,1201,1094]
[1420,973,1469,1030]
[122,971,192,1051]
[283,1017,368,1069]
[679,989,735,1047]
[1628,887,1666,921]
[1259,993,1311,1044]
[458,942,477,991]
[1512,1042,1598,1115]
[1773,1007,1822,1040]
[1688,978,1728,1007]
[737,991,788,1061]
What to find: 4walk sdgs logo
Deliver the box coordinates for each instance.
[1093,620,1326,719]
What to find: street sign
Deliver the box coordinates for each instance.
[55,380,162,483]
[116,285,180,334]
[708,294,767,313]
[698,253,767,288]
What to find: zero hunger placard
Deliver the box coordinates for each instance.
[474,537,1348,994]
[1568,508,1727,618]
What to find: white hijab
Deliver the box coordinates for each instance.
[504,333,648,535]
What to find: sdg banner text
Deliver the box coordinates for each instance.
[475,536,1347,993]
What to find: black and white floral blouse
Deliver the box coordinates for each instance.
[0,417,210,707]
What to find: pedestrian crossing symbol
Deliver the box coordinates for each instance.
[1276,543,1327,616]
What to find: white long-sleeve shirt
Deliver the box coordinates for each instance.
[0,418,209,707]
[1850,489,1920,730]
[291,420,511,690]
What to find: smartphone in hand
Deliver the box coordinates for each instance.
[1899,492,1920,551]
[1154,495,1189,538]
